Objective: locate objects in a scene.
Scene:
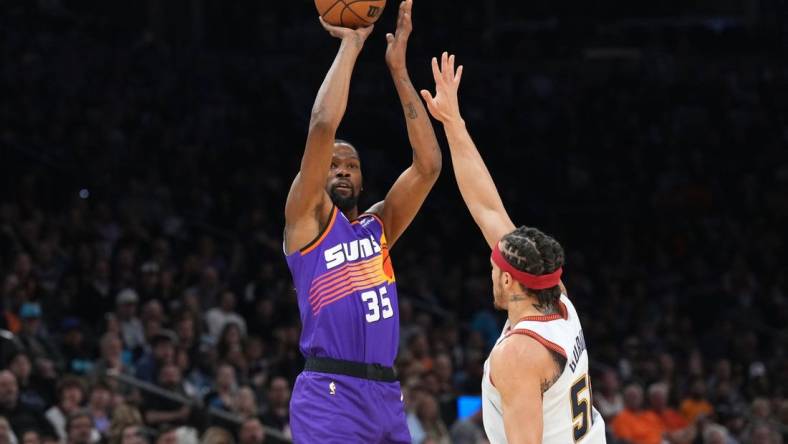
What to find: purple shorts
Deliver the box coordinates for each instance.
[290,371,410,443]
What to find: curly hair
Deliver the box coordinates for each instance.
[500,226,565,309]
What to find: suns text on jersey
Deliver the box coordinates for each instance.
[324,236,382,269]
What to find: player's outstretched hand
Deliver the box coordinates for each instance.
[319,17,374,48]
[385,0,413,72]
[420,52,464,124]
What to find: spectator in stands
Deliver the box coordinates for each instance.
[260,377,290,440]
[0,370,51,437]
[409,394,450,444]
[65,411,93,444]
[233,386,259,420]
[205,291,246,341]
[142,364,192,428]
[91,333,131,383]
[16,303,61,377]
[0,417,12,444]
[200,427,234,444]
[115,290,145,353]
[596,369,624,421]
[8,351,48,412]
[153,427,178,444]
[681,379,714,423]
[45,377,86,442]
[20,429,43,444]
[216,324,244,365]
[135,330,177,384]
[60,318,94,376]
[118,425,148,444]
[448,409,485,444]
[87,381,113,440]
[701,423,732,444]
[108,404,144,444]
[612,383,665,444]
[647,382,696,443]
[204,364,237,412]
[237,418,265,444]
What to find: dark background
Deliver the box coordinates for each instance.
[0,0,786,443]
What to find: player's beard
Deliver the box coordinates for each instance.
[329,187,359,213]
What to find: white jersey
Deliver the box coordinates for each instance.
[482,294,606,444]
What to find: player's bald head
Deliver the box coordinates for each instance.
[334,139,359,159]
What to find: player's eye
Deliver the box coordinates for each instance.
[330,163,337,169]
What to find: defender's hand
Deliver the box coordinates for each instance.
[385,0,413,72]
[319,17,374,47]
[420,52,464,124]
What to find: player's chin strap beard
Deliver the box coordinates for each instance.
[329,189,359,213]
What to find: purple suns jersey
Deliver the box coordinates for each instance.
[285,207,399,367]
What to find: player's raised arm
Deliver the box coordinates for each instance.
[420,53,515,249]
[285,19,374,254]
[366,0,441,247]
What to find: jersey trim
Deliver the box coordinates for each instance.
[300,206,338,255]
[516,300,569,323]
[353,212,384,228]
[506,328,567,359]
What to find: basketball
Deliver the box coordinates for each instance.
[316,0,386,29]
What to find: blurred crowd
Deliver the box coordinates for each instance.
[1,1,787,443]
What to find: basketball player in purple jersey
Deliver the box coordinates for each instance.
[284,1,441,442]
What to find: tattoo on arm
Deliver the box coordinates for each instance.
[405,102,417,119]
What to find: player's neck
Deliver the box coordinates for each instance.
[342,207,359,221]
[505,296,542,324]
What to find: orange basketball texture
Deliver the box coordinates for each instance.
[315,0,387,29]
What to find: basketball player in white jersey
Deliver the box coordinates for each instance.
[421,53,607,443]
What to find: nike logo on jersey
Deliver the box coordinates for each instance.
[324,236,382,269]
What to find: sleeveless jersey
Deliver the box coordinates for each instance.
[285,207,399,367]
[482,294,606,444]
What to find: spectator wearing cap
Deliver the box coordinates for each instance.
[15,303,62,378]
[134,330,176,384]
[115,289,145,353]
[204,291,246,341]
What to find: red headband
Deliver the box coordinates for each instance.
[491,243,563,290]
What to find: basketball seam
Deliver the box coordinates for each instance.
[342,0,377,25]
[320,0,345,17]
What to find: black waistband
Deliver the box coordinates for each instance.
[304,357,397,383]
